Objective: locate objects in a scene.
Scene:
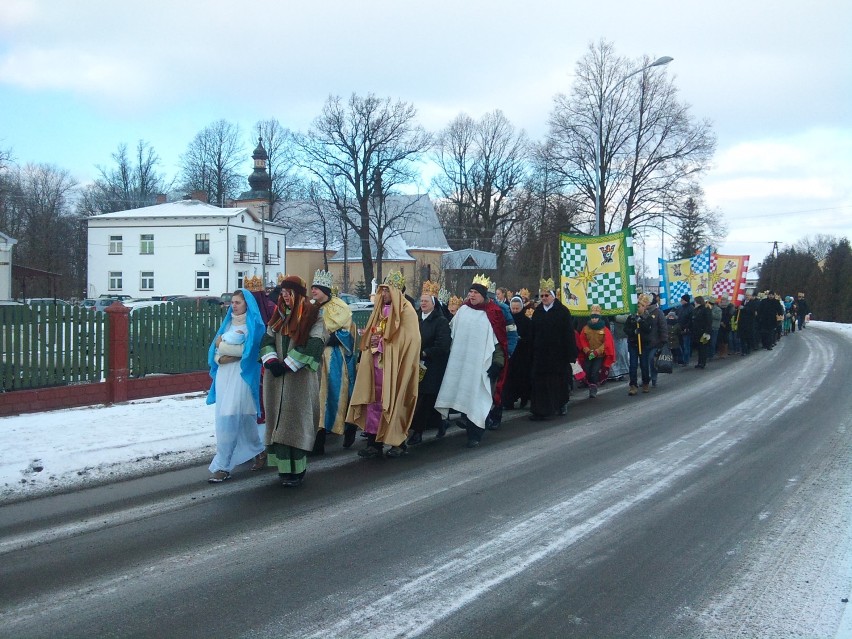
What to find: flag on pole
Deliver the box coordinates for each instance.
[658,246,713,308]
[710,254,750,305]
[658,247,750,308]
[559,229,637,315]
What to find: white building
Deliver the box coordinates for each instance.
[86,199,287,298]
[0,231,17,300]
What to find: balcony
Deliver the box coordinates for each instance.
[233,251,280,265]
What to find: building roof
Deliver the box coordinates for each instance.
[276,194,452,258]
[441,248,498,270]
[89,199,248,220]
[0,231,17,246]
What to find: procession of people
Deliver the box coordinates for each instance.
[206,270,811,486]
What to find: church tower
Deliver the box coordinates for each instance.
[236,137,273,218]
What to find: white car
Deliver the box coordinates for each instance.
[338,292,373,310]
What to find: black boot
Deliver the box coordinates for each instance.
[308,429,326,456]
[343,423,358,448]
[465,423,483,448]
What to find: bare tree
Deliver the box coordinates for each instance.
[2,163,80,297]
[180,120,244,206]
[432,110,528,260]
[294,93,431,285]
[548,40,715,235]
[794,234,838,263]
[78,140,170,214]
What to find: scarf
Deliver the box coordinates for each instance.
[587,314,606,330]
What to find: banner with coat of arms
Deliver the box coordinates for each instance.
[658,247,749,308]
[559,229,637,315]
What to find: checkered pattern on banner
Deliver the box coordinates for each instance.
[587,272,623,310]
[690,247,711,273]
[559,242,586,277]
[713,278,736,298]
[670,279,691,302]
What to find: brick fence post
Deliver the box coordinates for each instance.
[105,302,130,404]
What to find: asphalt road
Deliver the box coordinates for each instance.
[1,325,850,638]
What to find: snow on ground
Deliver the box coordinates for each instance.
[0,392,216,503]
[0,321,849,506]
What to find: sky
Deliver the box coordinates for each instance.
[1,0,850,273]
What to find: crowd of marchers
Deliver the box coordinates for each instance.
[202,269,812,487]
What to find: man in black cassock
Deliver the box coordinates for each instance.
[528,278,578,421]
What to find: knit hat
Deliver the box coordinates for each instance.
[681,294,691,303]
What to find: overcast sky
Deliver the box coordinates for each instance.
[1,0,850,272]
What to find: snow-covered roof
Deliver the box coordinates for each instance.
[441,248,497,270]
[0,231,17,245]
[274,194,451,259]
[89,199,248,220]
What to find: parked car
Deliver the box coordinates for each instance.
[92,298,120,313]
[25,298,72,307]
[80,298,98,311]
[339,292,373,310]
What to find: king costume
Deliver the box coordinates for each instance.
[346,271,421,457]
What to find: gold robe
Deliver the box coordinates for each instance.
[346,287,421,447]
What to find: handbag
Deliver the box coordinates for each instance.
[655,345,674,374]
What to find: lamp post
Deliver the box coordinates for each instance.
[593,55,673,236]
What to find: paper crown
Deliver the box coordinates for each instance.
[244,274,264,292]
[518,287,530,299]
[449,295,464,308]
[472,273,492,289]
[539,277,555,292]
[488,280,497,294]
[276,273,286,284]
[381,270,406,291]
[421,279,440,296]
[437,287,450,304]
[312,269,334,290]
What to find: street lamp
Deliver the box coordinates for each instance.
[593,55,673,236]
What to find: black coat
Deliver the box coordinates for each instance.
[530,299,578,376]
[737,299,757,334]
[418,310,451,394]
[692,304,712,336]
[756,298,779,330]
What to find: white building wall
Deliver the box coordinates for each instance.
[87,213,286,298]
[0,234,16,300]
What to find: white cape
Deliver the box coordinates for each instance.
[435,305,497,429]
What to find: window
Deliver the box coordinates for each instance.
[237,271,246,288]
[237,234,247,254]
[140,271,154,291]
[140,234,154,255]
[196,271,210,290]
[195,233,210,254]
[109,271,123,290]
[109,235,123,254]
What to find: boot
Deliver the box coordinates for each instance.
[628,385,638,396]
[342,423,357,448]
[719,342,728,359]
[308,429,326,456]
[588,383,598,399]
[642,383,650,393]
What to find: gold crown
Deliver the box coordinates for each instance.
[382,270,406,291]
[539,277,555,292]
[276,273,286,284]
[421,279,440,296]
[244,275,264,292]
[518,287,530,299]
[472,273,492,289]
[437,287,450,304]
[311,269,334,290]
[449,295,464,308]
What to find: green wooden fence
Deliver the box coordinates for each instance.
[1,305,108,391]
[128,303,226,377]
